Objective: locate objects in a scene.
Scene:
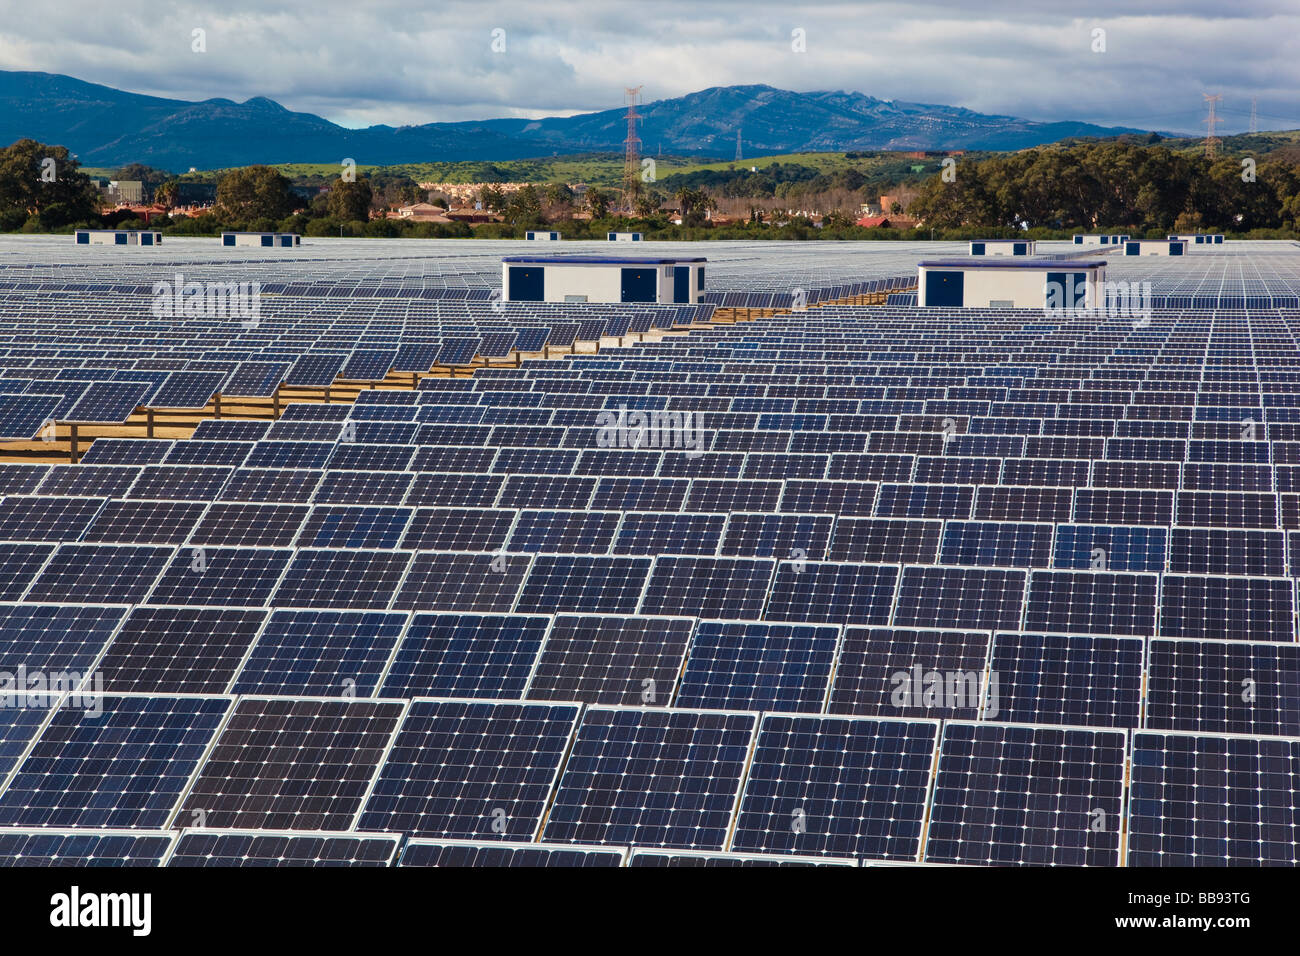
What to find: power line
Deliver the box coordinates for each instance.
[1203,93,1222,158]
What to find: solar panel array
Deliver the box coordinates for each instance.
[0,236,1297,865]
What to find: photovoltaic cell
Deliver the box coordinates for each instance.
[541,707,757,850]
[174,697,406,832]
[730,714,938,861]
[925,722,1126,866]
[525,614,694,706]
[356,698,581,839]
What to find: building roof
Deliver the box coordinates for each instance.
[918,259,1106,269]
[502,256,707,265]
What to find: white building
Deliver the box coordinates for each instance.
[525,231,561,241]
[74,230,162,246]
[969,240,1035,256]
[608,232,644,242]
[1073,234,1129,247]
[221,233,300,248]
[502,255,706,304]
[917,258,1107,309]
[1168,234,1224,245]
[1123,240,1187,257]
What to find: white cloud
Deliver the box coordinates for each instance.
[1,0,1297,133]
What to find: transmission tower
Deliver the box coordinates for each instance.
[735,128,742,162]
[1202,93,1222,159]
[622,86,643,213]
[1249,97,1258,134]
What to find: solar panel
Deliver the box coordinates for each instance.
[988,632,1144,728]
[399,839,625,867]
[675,621,839,712]
[150,371,226,409]
[231,609,407,696]
[827,626,991,719]
[525,614,694,706]
[730,714,938,861]
[1146,639,1300,736]
[378,613,549,700]
[763,560,898,625]
[168,829,400,867]
[285,352,347,386]
[174,697,406,832]
[639,556,774,619]
[25,543,173,603]
[0,694,232,830]
[517,555,651,614]
[391,552,529,612]
[894,566,1027,631]
[356,698,580,839]
[146,546,293,608]
[0,829,175,867]
[1128,731,1300,866]
[925,722,1126,866]
[96,606,267,694]
[540,707,757,850]
[271,549,412,609]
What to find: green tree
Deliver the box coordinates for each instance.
[0,139,100,229]
[327,177,373,222]
[215,165,296,223]
[633,191,661,219]
[504,185,544,226]
[585,187,611,219]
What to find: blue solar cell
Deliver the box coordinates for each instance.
[357,699,581,839]
[231,609,407,696]
[926,722,1126,866]
[675,621,839,712]
[1128,732,1300,866]
[730,715,938,861]
[541,707,757,850]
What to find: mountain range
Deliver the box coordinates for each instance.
[1,70,1149,171]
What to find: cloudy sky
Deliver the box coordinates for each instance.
[2,1,1298,134]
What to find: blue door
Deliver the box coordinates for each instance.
[673,266,691,303]
[971,243,985,255]
[76,232,89,244]
[1170,242,1184,255]
[621,268,658,302]
[925,271,963,306]
[1047,272,1087,309]
[140,233,153,246]
[1125,242,1139,255]
[260,235,273,247]
[114,233,127,245]
[1013,242,1027,255]
[223,234,235,246]
[508,267,544,302]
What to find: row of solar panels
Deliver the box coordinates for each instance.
[10,489,1300,578]
[0,694,1288,866]
[0,536,1298,641]
[0,597,1295,733]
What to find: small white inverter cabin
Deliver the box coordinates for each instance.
[969,240,1034,256]
[525,231,561,241]
[608,232,644,242]
[917,258,1107,309]
[1124,240,1187,256]
[1168,233,1224,245]
[74,230,162,246]
[502,255,706,304]
[221,232,300,247]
